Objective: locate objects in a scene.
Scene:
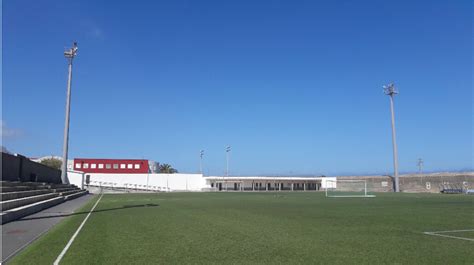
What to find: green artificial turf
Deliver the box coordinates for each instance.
[9,192,474,264]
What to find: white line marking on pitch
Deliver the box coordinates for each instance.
[53,193,104,265]
[423,229,474,242]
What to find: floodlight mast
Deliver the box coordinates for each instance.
[60,42,78,184]
[199,150,204,174]
[226,146,231,177]
[384,83,400,192]
[417,158,424,174]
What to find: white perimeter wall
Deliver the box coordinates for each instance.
[68,171,85,189]
[321,177,337,188]
[68,171,208,191]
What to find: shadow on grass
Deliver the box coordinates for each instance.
[17,203,160,221]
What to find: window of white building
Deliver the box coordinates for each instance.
[134,164,140,169]
[120,164,126,169]
[98,164,104,169]
[91,164,97,169]
[113,164,119,169]
[83,163,89,169]
[75,163,81,169]
[127,164,133,169]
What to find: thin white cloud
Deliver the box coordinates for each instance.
[90,26,104,40]
[81,19,105,40]
[1,120,24,139]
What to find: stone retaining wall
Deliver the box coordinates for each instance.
[338,172,474,193]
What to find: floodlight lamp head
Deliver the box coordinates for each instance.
[64,42,78,59]
[383,83,398,96]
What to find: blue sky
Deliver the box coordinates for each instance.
[2,0,473,175]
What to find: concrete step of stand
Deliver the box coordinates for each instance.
[52,187,79,193]
[59,189,81,196]
[45,183,77,189]
[1,193,59,211]
[1,181,29,187]
[64,190,88,201]
[0,186,38,193]
[1,196,65,224]
[1,190,52,201]
[1,181,48,187]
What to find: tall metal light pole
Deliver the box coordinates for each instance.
[60,42,78,184]
[199,150,204,174]
[417,158,424,174]
[384,83,400,192]
[226,146,231,177]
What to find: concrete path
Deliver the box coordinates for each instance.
[1,194,95,264]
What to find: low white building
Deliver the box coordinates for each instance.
[204,176,336,191]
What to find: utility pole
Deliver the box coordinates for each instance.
[60,42,78,184]
[384,83,400,192]
[417,158,424,174]
[199,150,204,174]
[226,146,231,177]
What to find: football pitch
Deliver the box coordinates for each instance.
[10,192,474,264]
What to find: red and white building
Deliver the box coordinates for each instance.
[68,158,328,193]
[73,158,149,174]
